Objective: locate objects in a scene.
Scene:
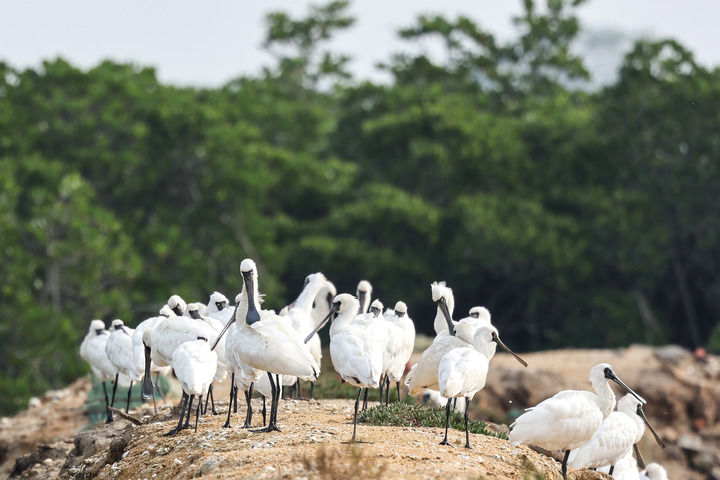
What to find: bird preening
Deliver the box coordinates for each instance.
[79,258,665,479]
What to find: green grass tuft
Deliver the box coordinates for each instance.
[357,402,508,439]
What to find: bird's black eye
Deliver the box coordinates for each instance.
[333,301,341,309]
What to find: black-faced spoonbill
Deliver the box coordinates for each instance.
[356,280,372,315]
[212,259,319,432]
[165,336,217,435]
[283,272,329,399]
[438,325,526,448]
[105,319,143,414]
[205,291,233,326]
[304,293,384,443]
[381,301,415,404]
[509,363,647,480]
[187,302,228,415]
[80,320,129,423]
[569,393,664,473]
[640,463,668,480]
[131,307,173,414]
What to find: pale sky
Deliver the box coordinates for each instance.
[0,1,717,87]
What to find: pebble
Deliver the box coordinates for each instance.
[199,456,224,475]
[173,458,183,466]
[42,458,53,466]
[264,466,276,472]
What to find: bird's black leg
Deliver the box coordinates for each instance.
[296,378,303,399]
[464,397,471,448]
[351,387,362,442]
[125,381,133,413]
[209,383,217,414]
[440,398,452,445]
[223,374,235,428]
[254,373,280,432]
[183,395,194,428]
[110,374,119,411]
[262,395,272,427]
[362,388,369,411]
[452,397,457,411]
[378,374,385,405]
[164,392,187,436]
[561,449,570,480]
[203,385,211,414]
[270,374,281,430]
[385,377,391,405]
[195,395,202,433]
[102,381,113,424]
[233,384,238,413]
[609,466,615,476]
[396,381,401,403]
[310,381,315,399]
[242,383,254,428]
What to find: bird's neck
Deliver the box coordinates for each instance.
[594,379,617,418]
[293,278,326,313]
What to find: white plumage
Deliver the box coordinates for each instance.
[431,282,455,336]
[641,463,668,480]
[356,280,372,314]
[205,291,234,326]
[168,337,217,433]
[382,301,414,386]
[172,339,217,397]
[105,319,142,382]
[568,394,646,469]
[509,363,646,479]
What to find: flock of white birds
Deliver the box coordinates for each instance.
[79,257,669,480]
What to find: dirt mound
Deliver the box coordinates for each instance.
[4,345,720,479]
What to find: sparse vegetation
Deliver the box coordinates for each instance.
[299,446,387,480]
[357,402,507,439]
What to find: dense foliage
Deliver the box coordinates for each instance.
[1,0,719,414]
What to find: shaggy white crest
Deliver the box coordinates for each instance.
[110,319,124,329]
[168,295,187,312]
[240,258,257,273]
[357,280,371,293]
[159,305,173,317]
[394,301,407,314]
[431,281,452,302]
[89,319,105,332]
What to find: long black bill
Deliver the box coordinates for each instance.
[211,305,238,351]
[357,291,367,314]
[437,298,454,336]
[141,344,154,400]
[637,404,666,448]
[491,332,528,367]
[305,303,339,343]
[243,272,261,325]
[607,370,646,405]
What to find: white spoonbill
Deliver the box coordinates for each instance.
[187,302,228,415]
[304,293,384,442]
[283,272,329,398]
[509,363,647,480]
[205,291,233,326]
[405,282,468,395]
[212,259,319,432]
[141,294,216,422]
[80,319,128,423]
[381,301,415,404]
[432,282,456,336]
[468,306,491,325]
[438,325,527,448]
[105,319,143,413]
[165,336,217,435]
[569,393,664,472]
[132,307,173,413]
[356,280,372,315]
[311,280,337,326]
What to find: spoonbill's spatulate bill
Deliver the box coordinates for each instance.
[509,363,646,480]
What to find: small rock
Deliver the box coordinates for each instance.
[678,433,704,451]
[28,397,41,408]
[477,456,483,463]
[654,345,689,364]
[199,456,224,475]
[42,458,53,466]
[173,458,183,466]
[263,465,276,472]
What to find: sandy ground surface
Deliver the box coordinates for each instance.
[70,398,572,480]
